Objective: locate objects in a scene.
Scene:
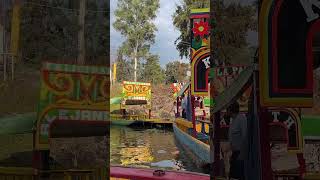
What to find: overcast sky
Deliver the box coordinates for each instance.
[110,0,189,67]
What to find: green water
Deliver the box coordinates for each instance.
[110,125,207,174]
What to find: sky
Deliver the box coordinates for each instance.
[110,0,258,67]
[110,0,189,67]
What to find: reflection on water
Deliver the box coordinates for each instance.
[110,125,206,174]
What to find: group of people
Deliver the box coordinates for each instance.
[174,93,247,179]
[174,93,204,119]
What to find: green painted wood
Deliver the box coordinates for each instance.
[0,113,36,135]
[301,116,320,137]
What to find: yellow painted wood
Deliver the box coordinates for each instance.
[0,167,34,175]
[191,8,210,13]
[304,173,320,179]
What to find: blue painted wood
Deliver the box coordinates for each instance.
[173,124,210,164]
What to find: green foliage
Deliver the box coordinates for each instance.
[19,0,108,64]
[212,1,257,65]
[172,0,210,59]
[85,0,109,64]
[141,54,165,84]
[20,1,79,63]
[115,49,133,82]
[113,0,160,80]
[165,61,189,84]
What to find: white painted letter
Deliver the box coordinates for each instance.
[92,111,104,121]
[81,110,91,120]
[58,109,68,120]
[272,111,280,122]
[300,0,320,22]
[202,57,211,69]
[284,116,295,129]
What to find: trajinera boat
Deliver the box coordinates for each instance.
[110,81,152,126]
[171,8,212,169]
[173,82,211,168]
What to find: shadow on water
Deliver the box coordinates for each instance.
[110,125,208,174]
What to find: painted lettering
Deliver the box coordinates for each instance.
[284,116,295,129]
[300,0,320,22]
[232,67,239,75]
[41,124,49,135]
[92,111,104,121]
[202,57,211,69]
[59,109,69,120]
[223,68,228,76]
[81,110,91,120]
[272,111,280,122]
[70,110,80,120]
[220,119,227,126]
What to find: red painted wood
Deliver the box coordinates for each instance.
[191,95,197,137]
[110,166,210,180]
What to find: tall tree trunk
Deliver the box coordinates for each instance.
[134,56,137,82]
[134,45,138,82]
[77,0,86,65]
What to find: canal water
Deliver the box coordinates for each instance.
[110,125,207,174]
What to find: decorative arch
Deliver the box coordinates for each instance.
[259,0,316,107]
[190,8,211,96]
[191,47,211,96]
[267,108,304,153]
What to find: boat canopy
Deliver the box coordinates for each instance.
[177,82,191,97]
[212,65,254,113]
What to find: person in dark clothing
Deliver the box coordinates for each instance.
[181,94,187,118]
[226,101,247,180]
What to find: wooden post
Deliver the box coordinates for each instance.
[255,67,272,180]
[4,54,6,81]
[191,95,196,137]
[77,0,86,65]
[176,97,179,117]
[11,55,14,80]
[258,107,272,180]
[297,153,306,178]
[213,111,221,178]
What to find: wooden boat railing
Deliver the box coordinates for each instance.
[273,173,300,180]
[110,114,148,120]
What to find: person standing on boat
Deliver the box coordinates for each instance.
[226,101,247,180]
[181,94,187,118]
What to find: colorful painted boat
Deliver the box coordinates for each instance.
[173,118,210,168]
[110,166,210,180]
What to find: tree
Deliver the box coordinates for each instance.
[142,54,165,84]
[85,0,109,65]
[115,49,132,82]
[172,0,209,59]
[211,1,257,65]
[165,61,189,84]
[173,1,256,65]
[19,0,109,65]
[113,0,160,82]
[20,1,79,64]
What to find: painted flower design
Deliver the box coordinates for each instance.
[192,21,210,38]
